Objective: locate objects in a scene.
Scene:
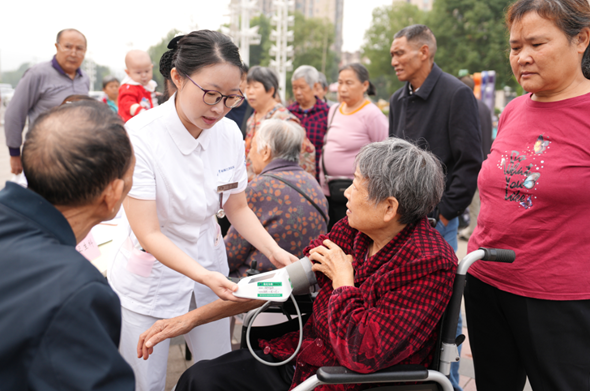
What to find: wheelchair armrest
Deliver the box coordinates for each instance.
[316,365,428,384]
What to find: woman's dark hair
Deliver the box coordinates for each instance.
[102,75,119,89]
[506,0,590,78]
[339,63,376,96]
[22,101,133,206]
[247,66,280,97]
[159,30,246,85]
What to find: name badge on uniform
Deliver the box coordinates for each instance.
[216,182,239,218]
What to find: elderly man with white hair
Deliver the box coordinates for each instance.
[287,65,330,180]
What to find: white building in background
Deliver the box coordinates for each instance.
[340,50,361,66]
[394,0,433,11]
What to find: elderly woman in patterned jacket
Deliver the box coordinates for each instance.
[137,138,457,391]
[226,119,329,277]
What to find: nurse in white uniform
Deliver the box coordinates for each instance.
[108,30,297,391]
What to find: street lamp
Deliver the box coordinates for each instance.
[269,0,294,103]
[225,0,262,66]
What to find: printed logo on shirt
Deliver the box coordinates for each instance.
[497,135,551,210]
[218,166,235,175]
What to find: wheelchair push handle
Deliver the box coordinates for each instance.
[479,248,516,263]
[441,248,515,355]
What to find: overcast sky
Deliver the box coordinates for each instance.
[0,0,392,77]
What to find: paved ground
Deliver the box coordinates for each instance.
[0,111,530,390]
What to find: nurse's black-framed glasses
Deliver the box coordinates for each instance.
[184,74,245,108]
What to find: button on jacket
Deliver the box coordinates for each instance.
[108,96,248,319]
[389,63,483,220]
[0,183,134,391]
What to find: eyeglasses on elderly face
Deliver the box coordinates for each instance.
[57,43,86,56]
[183,73,245,108]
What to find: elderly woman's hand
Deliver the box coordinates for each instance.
[309,239,355,290]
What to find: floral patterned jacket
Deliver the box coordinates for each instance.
[245,103,316,181]
[225,159,328,277]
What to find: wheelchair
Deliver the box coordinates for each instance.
[240,247,515,391]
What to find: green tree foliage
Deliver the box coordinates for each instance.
[426,0,515,88]
[249,14,272,67]
[148,29,180,92]
[0,62,31,87]
[362,0,516,100]
[282,11,337,98]
[362,4,427,100]
[291,12,337,82]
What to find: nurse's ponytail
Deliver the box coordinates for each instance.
[160,30,247,83]
[159,35,184,83]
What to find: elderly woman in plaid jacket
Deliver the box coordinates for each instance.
[138,138,457,391]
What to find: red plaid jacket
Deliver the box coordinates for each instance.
[287,98,329,179]
[260,216,457,390]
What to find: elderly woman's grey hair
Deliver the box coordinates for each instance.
[291,65,319,89]
[255,119,304,163]
[356,138,445,225]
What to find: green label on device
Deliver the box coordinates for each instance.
[258,293,283,297]
[257,282,282,286]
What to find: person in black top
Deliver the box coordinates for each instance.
[388,24,482,247]
[0,101,135,390]
[458,74,493,240]
[388,24,482,391]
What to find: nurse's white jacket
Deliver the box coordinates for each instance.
[108,96,247,319]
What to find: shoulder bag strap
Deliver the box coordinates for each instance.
[262,173,328,224]
[321,103,340,180]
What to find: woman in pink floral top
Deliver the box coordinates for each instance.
[244,66,316,181]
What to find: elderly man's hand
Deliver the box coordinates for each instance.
[136,313,195,360]
[309,239,354,290]
[10,156,23,175]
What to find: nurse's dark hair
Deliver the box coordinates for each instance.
[159,30,246,82]
[22,100,133,206]
[338,63,376,96]
[506,0,590,78]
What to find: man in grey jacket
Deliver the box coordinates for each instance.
[4,28,89,174]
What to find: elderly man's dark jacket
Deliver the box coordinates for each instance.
[0,182,134,390]
[389,63,483,220]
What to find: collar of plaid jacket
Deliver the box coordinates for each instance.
[288,96,330,115]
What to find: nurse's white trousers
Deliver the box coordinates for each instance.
[119,301,231,391]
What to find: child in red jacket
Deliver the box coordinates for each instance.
[118,50,157,122]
